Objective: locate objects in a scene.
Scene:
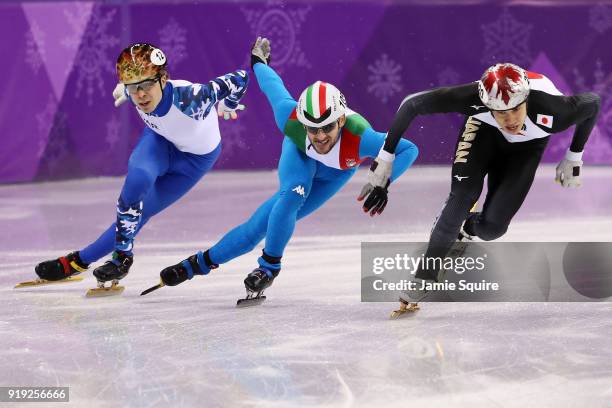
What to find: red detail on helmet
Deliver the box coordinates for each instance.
[481,65,523,106]
[527,71,544,79]
[319,82,327,117]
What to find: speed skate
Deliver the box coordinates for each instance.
[85,279,125,297]
[14,275,84,288]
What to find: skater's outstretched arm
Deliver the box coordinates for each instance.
[359,128,419,182]
[357,128,419,216]
[554,92,601,154]
[253,62,297,132]
[173,70,249,119]
[382,83,481,155]
[543,91,601,188]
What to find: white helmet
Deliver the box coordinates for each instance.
[478,63,530,111]
[296,81,347,127]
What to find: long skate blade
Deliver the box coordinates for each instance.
[86,285,125,297]
[389,302,419,319]
[236,295,266,308]
[15,276,84,288]
[140,282,164,296]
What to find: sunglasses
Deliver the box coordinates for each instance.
[304,121,338,135]
[125,76,161,94]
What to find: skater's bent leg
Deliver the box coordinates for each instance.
[296,167,354,220]
[260,139,316,269]
[464,139,547,241]
[425,190,482,256]
[78,224,116,264]
[207,193,279,266]
[120,128,171,204]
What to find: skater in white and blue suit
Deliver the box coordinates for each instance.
[34,43,248,287]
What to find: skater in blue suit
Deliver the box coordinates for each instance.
[32,43,248,290]
[154,38,419,303]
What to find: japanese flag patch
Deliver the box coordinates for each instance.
[536,114,553,128]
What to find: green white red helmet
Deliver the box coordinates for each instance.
[478,63,530,111]
[296,81,347,127]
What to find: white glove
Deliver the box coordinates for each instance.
[217,100,246,120]
[367,152,394,188]
[555,158,583,188]
[251,36,271,65]
[112,82,127,107]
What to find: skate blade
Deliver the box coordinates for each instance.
[86,285,125,297]
[236,295,266,308]
[15,276,84,288]
[389,302,419,319]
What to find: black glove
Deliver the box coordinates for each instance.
[358,179,390,217]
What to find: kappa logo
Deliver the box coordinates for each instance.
[454,116,481,164]
[292,185,306,197]
[454,175,469,181]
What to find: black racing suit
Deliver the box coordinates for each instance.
[382,76,600,280]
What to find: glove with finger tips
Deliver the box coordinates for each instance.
[555,158,583,188]
[251,36,271,68]
[217,100,246,120]
[113,82,127,107]
[358,180,390,217]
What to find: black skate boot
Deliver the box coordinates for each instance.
[160,251,218,286]
[140,251,219,296]
[93,251,133,282]
[244,267,279,293]
[86,251,133,297]
[237,267,280,307]
[35,251,89,281]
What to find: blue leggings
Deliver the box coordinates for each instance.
[208,137,354,270]
[79,128,220,263]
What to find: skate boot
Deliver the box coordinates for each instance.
[87,251,133,297]
[16,252,89,288]
[237,267,280,308]
[35,251,89,281]
[391,266,448,319]
[140,250,219,296]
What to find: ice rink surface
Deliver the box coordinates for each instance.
[1,165,611,407]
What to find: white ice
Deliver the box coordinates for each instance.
[1,165,611,407]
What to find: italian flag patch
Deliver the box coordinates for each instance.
[536,114,553,128]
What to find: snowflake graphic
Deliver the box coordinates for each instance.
[589,3,612,34]
[367,54,402,104]
[61,3,94,50]
[106,114,121,149]
[158,18,188,68]
[480,8,533,67]
[219,121,248,162]
[70,6,120,106]
[437,67,460,86]
[241,1,311,72]
[25,21,44,75]
[35,96,58,158]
